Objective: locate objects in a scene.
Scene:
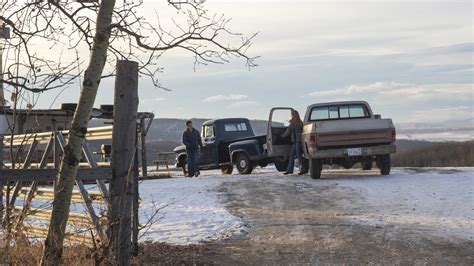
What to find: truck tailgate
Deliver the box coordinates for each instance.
[312,118,394,148]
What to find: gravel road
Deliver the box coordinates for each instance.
[190,168,474,265]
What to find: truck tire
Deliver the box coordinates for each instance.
[378,154,391,175]
[181,159,188,177]
[274,160,289,172]
[221,165,234,175]
[362,162,373,170]
[309,158,322,179]
[235,153,253,175]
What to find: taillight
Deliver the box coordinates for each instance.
[390,128,396,139]
[309,134,319,144]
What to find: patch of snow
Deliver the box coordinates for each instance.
[397,131,474,141]
[4,167,473,246]
[138,171,248,245]
[329,168,474,241]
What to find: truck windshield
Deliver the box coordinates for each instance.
[309,104,370,121]
[203,124,214,138]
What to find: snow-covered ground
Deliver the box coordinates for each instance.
[397,131,474,142]
[316,168,474,241]
[2,167,473,246]
[138,167,473,245]
[138,172,248,245]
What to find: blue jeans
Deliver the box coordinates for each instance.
[187,149,199,176]
[287,142,303,173]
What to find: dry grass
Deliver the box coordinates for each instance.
[0,240,213,265]
[392,141,474,167]
[0,243,96,265]
[133,241,212,265]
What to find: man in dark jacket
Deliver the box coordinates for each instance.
[182,120,203,177]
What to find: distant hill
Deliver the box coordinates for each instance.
[396,119,473,142]
[90,118,271,143]
[88,118,272,164]
[88,118,474,166]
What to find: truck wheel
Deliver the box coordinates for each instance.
[362,162,373,170]
[309,158,322,179]
[274,160,289,172]
[181,162,188,177]
[378,154,391,175]
[221,165,234,175]
[235,153,253,175]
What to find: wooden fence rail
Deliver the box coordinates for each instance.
[0,127,113,245]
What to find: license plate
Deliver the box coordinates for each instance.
[347,148,362,156]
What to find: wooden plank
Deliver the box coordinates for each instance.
[140,118,147,177]
[82,143,109,201]
[18,187,103,197]
[0,167,113,182]
[3,161,111,169]
[15,136,54,230]
[9,139,39,207]
[7,187,106,205]
[133,140,140,255]
[75,179,105,238]
[2,126,113,147]
[56,132,105,241]
[0,136,3,221]
[13,206,92,224]
[24,226,94,246]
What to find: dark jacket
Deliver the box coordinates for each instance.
[281,121,303,143]
[182,128,203,152]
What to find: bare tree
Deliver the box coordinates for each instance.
[2,0,257,264]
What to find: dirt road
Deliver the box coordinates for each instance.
[185,168,473,265]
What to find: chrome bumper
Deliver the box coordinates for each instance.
[309,144,396,159]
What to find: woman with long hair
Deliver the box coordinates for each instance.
[281,109,304,175]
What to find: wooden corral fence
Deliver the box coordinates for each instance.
[1,126,113,245]
[0,60,150,261]
[0,114,153,247]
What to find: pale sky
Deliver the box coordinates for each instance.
[8,0,474,124]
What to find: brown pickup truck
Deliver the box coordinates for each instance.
[301,101,396,179]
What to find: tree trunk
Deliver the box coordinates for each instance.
[41,0,116,265]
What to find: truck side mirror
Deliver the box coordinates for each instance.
[374,114,381,119]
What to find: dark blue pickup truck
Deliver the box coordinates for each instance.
[173,118,292,175]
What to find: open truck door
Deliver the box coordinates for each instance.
[266,107,294,172]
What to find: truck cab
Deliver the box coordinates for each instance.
[174,118,255,175]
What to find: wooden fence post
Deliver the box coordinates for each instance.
[109,60,139,265]
[0,136,3,223]
[140,118,147,177]
[132,133,140,256]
